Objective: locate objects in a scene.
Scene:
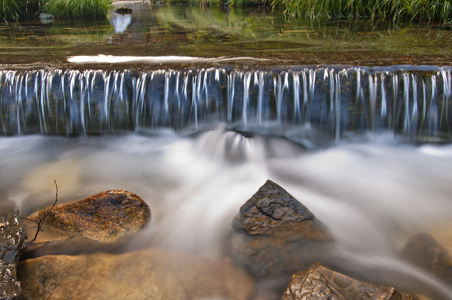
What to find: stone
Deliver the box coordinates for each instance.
[228,180,332,279]
[114,7,133,14]
[282,263,414,300]
[0,201,28,300]
[17,248,253,300]
[26,190,150,244]
[400,232,452,283]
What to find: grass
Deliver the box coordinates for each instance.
[160,0,451,23]
[1,0,40,22]
[1,0,110,22]
[270,0,452,23]
[1,0,450,23]
[43,0,111,20]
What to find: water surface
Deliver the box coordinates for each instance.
[0,2,451,68]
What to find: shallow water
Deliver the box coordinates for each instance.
[0,2,451,68]
[1,128,452,298]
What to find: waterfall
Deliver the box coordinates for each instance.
[1,66,451,143]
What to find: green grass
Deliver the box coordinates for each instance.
[42,0,111,19]
[1,0,40,22]
[270,0,452,23]
[161,0,451,23]
[1,0,110,22]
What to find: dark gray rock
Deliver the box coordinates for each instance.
[228,180,332,279]
[0,201,27,300]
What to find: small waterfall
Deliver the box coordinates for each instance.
[1,66,451,142]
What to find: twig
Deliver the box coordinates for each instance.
[22,180,59,243]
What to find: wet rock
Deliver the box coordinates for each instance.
[27,190,150,244]
[17,248,253,300]
[0,201,27,300]
[400,232,452,283]
[282,263,414,300]
[114,7,133,14]
[228,180,332,279]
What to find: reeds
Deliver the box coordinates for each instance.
[1,0,40,22]
[271,0,452,23]
[1,0,110,22]
[43,0,111,19]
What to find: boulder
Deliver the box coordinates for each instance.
[282,263,414,300]
[0,201,28,300]
[23,190,150,258]
[17,248,253,300]
[26,189,150,243]
[228,180,332,279]
[400,232,452,283]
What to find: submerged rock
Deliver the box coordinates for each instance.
[400,232,452,283]
[27,190,150,244]
[282,264,413,300]
[228,180,332,279]
[0,201,27,300]
[18,248,253,300]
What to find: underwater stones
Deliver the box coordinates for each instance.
[228,180,332,279]
[17,248,253,300]
[27,190,150,243]
[282,264,413,300]
[0,202,27,300]
[400,232,452,283]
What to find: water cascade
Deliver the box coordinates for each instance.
[1,66,451,143]
[2,65,452,299]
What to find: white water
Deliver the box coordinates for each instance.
[1,127,452,298]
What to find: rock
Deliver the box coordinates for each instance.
[17,248,253,300]
[27,190,150,244]
[228,180,332,279]
[0,201,28,300]
[282,263,414,300]
[114,7,133,14]
[400,232,452,283]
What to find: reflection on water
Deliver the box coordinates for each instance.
[1,128,452,298]
[0,3,450,66]
[111,13,132,33]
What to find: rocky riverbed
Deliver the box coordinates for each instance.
[1,180,451,299]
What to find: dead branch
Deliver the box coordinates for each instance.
[22,180,59,243]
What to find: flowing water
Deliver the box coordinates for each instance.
[1,1,452,299]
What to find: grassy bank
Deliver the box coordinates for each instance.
[165,0,451,23]
[44,0,111,19]
[271,0,452,23]
[1,0,111,22]
[1,0,450,23]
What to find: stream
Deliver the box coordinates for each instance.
[1,1,452,299]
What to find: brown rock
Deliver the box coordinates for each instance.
[400,232,452,283]
[228,180,332,279]
[0,201,28,300]
[27,190,150,243]
[282,263,414,300]
[17,248,253,300]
